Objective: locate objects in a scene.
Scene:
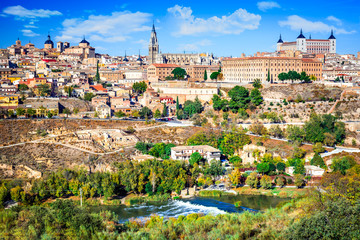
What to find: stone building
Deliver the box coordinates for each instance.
[148,24,215,66]
[222,56,322,83]
[276,29,336,54]
[147,63,180,81]
[170,145,221,163]
[62,37,95,59]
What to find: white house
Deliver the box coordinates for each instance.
[96,104,111,119]
[170,145,221,163]
[286,165,325,177]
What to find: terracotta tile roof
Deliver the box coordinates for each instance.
[90,85,107,92]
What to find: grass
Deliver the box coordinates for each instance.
[125,193,171,206]
[198,190,235,197]
[234,186,308,198]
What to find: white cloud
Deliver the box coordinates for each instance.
[167,5,261,36]
[24,24,38,28]
[21,29,40,37]
[327,16,342,26]
[279,15,355,35]
[135,39,148,49]
[257,1,281,12]
[179,39,212,51]
[56,11,152,43]
[3,5,62,19]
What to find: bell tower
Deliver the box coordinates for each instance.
[149,22,159,64]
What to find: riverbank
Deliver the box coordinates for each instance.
[234,186,309,198]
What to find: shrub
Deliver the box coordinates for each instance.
[234,201,242,208]
[260,175,272,189]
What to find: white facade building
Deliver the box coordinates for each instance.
[171,145,221,163]
[277,29,336,54]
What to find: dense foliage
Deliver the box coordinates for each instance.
[132,81,147,94]
[187,128,250,157]
[0,200,117,239]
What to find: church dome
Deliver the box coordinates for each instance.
[44,35,53,45]
[80,37,89,44]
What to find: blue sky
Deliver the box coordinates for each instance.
[0,0,359,57]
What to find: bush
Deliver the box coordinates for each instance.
[245,172,258,188]
[234,201,242,208]
[287,178,293,185]
[260,175,272,189]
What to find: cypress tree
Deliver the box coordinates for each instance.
[95,60,100,82]
[204,70,208,81]
[267,69,270,82]
[176,96,180,110]
[162,103,167,117]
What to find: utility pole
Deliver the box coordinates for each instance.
[79,188,83,207]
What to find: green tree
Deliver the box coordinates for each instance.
[210,72,220,80]
[84,92,95,101]
[18,84,29,91]
[229,156,242,164]
[260,175,272,189]
[154,109,161,118]
[176,96,180,110]
[161,103,167,117]
[245,172,258,188]
[278,72,289,82]
[204,160,224,178]
[330,156,356,175]
[139,106,152,119]
[176,109,184,120]
[47,111,53,119]
[313,142,325,154]
[10,186,23,202]
[287,71,300,83]
[26,108,36,117]
[16,108,25,116]
[294,174,304,188]
[204,70,208,81]
[64,86,74,97]
[132,81,147,94]
[286,125,305,143]
[95,60,100,82]
[300,71,310,83]
[135,142,154,154]
[172,67,187,79]
[189,152,203,166]
[276,162,286,173]
[257,162,270,175]
[294,160,305,175]
[37,84,51,96]
[0,184,8,206]
[220,129,251,156]
[250,88,263,106]
[238,108,249,120]
[311,153,326,168]
[276,177,285,188]
[252,79,262,89]
[228,86,250,112]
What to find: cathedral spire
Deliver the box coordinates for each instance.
[152,20,156,33]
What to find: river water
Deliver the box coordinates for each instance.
[91,195,289,223]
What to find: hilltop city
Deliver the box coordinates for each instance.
[0,9,360,240]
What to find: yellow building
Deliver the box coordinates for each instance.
[0,95,19,109]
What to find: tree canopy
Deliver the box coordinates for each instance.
[172,67,187,79]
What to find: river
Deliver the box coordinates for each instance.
[91,195,290,223]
